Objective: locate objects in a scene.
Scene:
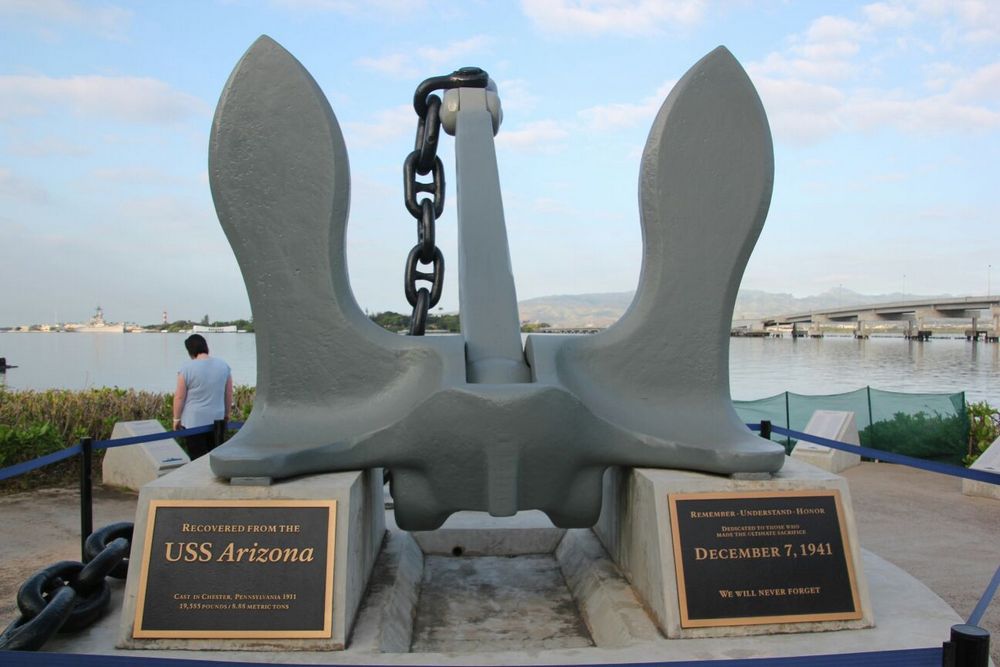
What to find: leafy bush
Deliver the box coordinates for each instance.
[0,385,256,492]
[861,410,968,465]
[0,422,65,466]
[965,401,1000,466]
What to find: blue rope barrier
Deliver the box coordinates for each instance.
[0,444,82,482]
[750,423,1000,487]
[93,425,212,450]
[968,562,1000,626]
[0,421,244,481]
[0,647,945,667]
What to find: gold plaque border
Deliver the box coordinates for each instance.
[668,489,863,629]
[133,498,337,639]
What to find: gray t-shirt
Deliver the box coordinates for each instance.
[178,356,231,427]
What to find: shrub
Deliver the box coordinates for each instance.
[861,410,968,465]
[0,385,256,493]
[965,401,1000,466]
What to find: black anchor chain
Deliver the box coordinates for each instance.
[0,522,133,651]
[403,66,489,335]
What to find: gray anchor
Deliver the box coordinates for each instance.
[208,36,785,531]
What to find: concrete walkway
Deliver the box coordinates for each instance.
[0,462,997,662]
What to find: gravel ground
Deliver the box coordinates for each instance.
[1,462,997,662]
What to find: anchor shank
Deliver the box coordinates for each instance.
[449,86,530,384]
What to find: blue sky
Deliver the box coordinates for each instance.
[1,0,997,326]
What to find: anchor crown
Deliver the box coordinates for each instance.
[208,36,784,530]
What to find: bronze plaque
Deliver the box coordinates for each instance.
[669,490,862,628]
[133,499,336,638]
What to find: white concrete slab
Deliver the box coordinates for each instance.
[102,420,189,491]
[963,434,1000,500]
[792,411,862,473]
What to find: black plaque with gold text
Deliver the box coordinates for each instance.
[669,490,861,628]
[134,499,336,638]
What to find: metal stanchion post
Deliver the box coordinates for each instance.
[79,436,93,559]
[212,418,226,451]
[942,624,990,667]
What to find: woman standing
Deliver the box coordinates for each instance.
[173,334,232,459]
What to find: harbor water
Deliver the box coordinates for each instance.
[0,332,997,405]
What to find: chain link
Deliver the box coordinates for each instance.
[403,66,489,335]
[0,522,133,651]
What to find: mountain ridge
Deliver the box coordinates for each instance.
[517,288,955,328]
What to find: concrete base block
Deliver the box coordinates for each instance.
[594,459,874,638]
[963,435,1000,500]
[102,420,189,491]
[962,479,1000,500]
[791,410,861,473]
[116,456,384,651]
[46,498,963,662]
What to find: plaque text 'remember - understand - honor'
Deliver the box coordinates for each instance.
[669,490,862,628]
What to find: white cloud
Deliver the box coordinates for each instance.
[863,2,916,28]
[0,75,208,124]
[343,104,413,147]
[272,0,425,13]
[358,35,491,78]
[521,0,706,35]
[5,136,91,157]
[0,0,132,40]
[845,91,1000,132]
[751,77,846,144]
[578,100,655,130]
[577,80,674,129]
[917,0,1000,44]
[495,79,538,113]
[746,4,1000,143]
[755,15,871,82]
[0,167,49,204]
[85,166,192,188]
[495,119,570,151]
[356,53,415,78]
[948,61,1000,104]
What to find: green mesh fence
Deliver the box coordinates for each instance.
[733,387,968,464]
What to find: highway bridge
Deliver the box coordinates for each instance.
[758,295,1000,340]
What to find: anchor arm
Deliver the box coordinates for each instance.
[208,36,466,479]
[528,47,784,472]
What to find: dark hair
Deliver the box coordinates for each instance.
[184,334,209,358]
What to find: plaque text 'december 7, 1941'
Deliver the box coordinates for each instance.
[133,499,336,639]
[668,490,862,628]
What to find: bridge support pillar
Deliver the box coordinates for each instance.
[854,320,868,339]
[969,315,979,341]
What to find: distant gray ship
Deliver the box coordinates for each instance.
[66,306,125,333]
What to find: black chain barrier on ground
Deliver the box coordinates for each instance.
[0,522,133,651]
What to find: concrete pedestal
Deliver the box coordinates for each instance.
[594,458,874,638]
[116,456,384,651]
